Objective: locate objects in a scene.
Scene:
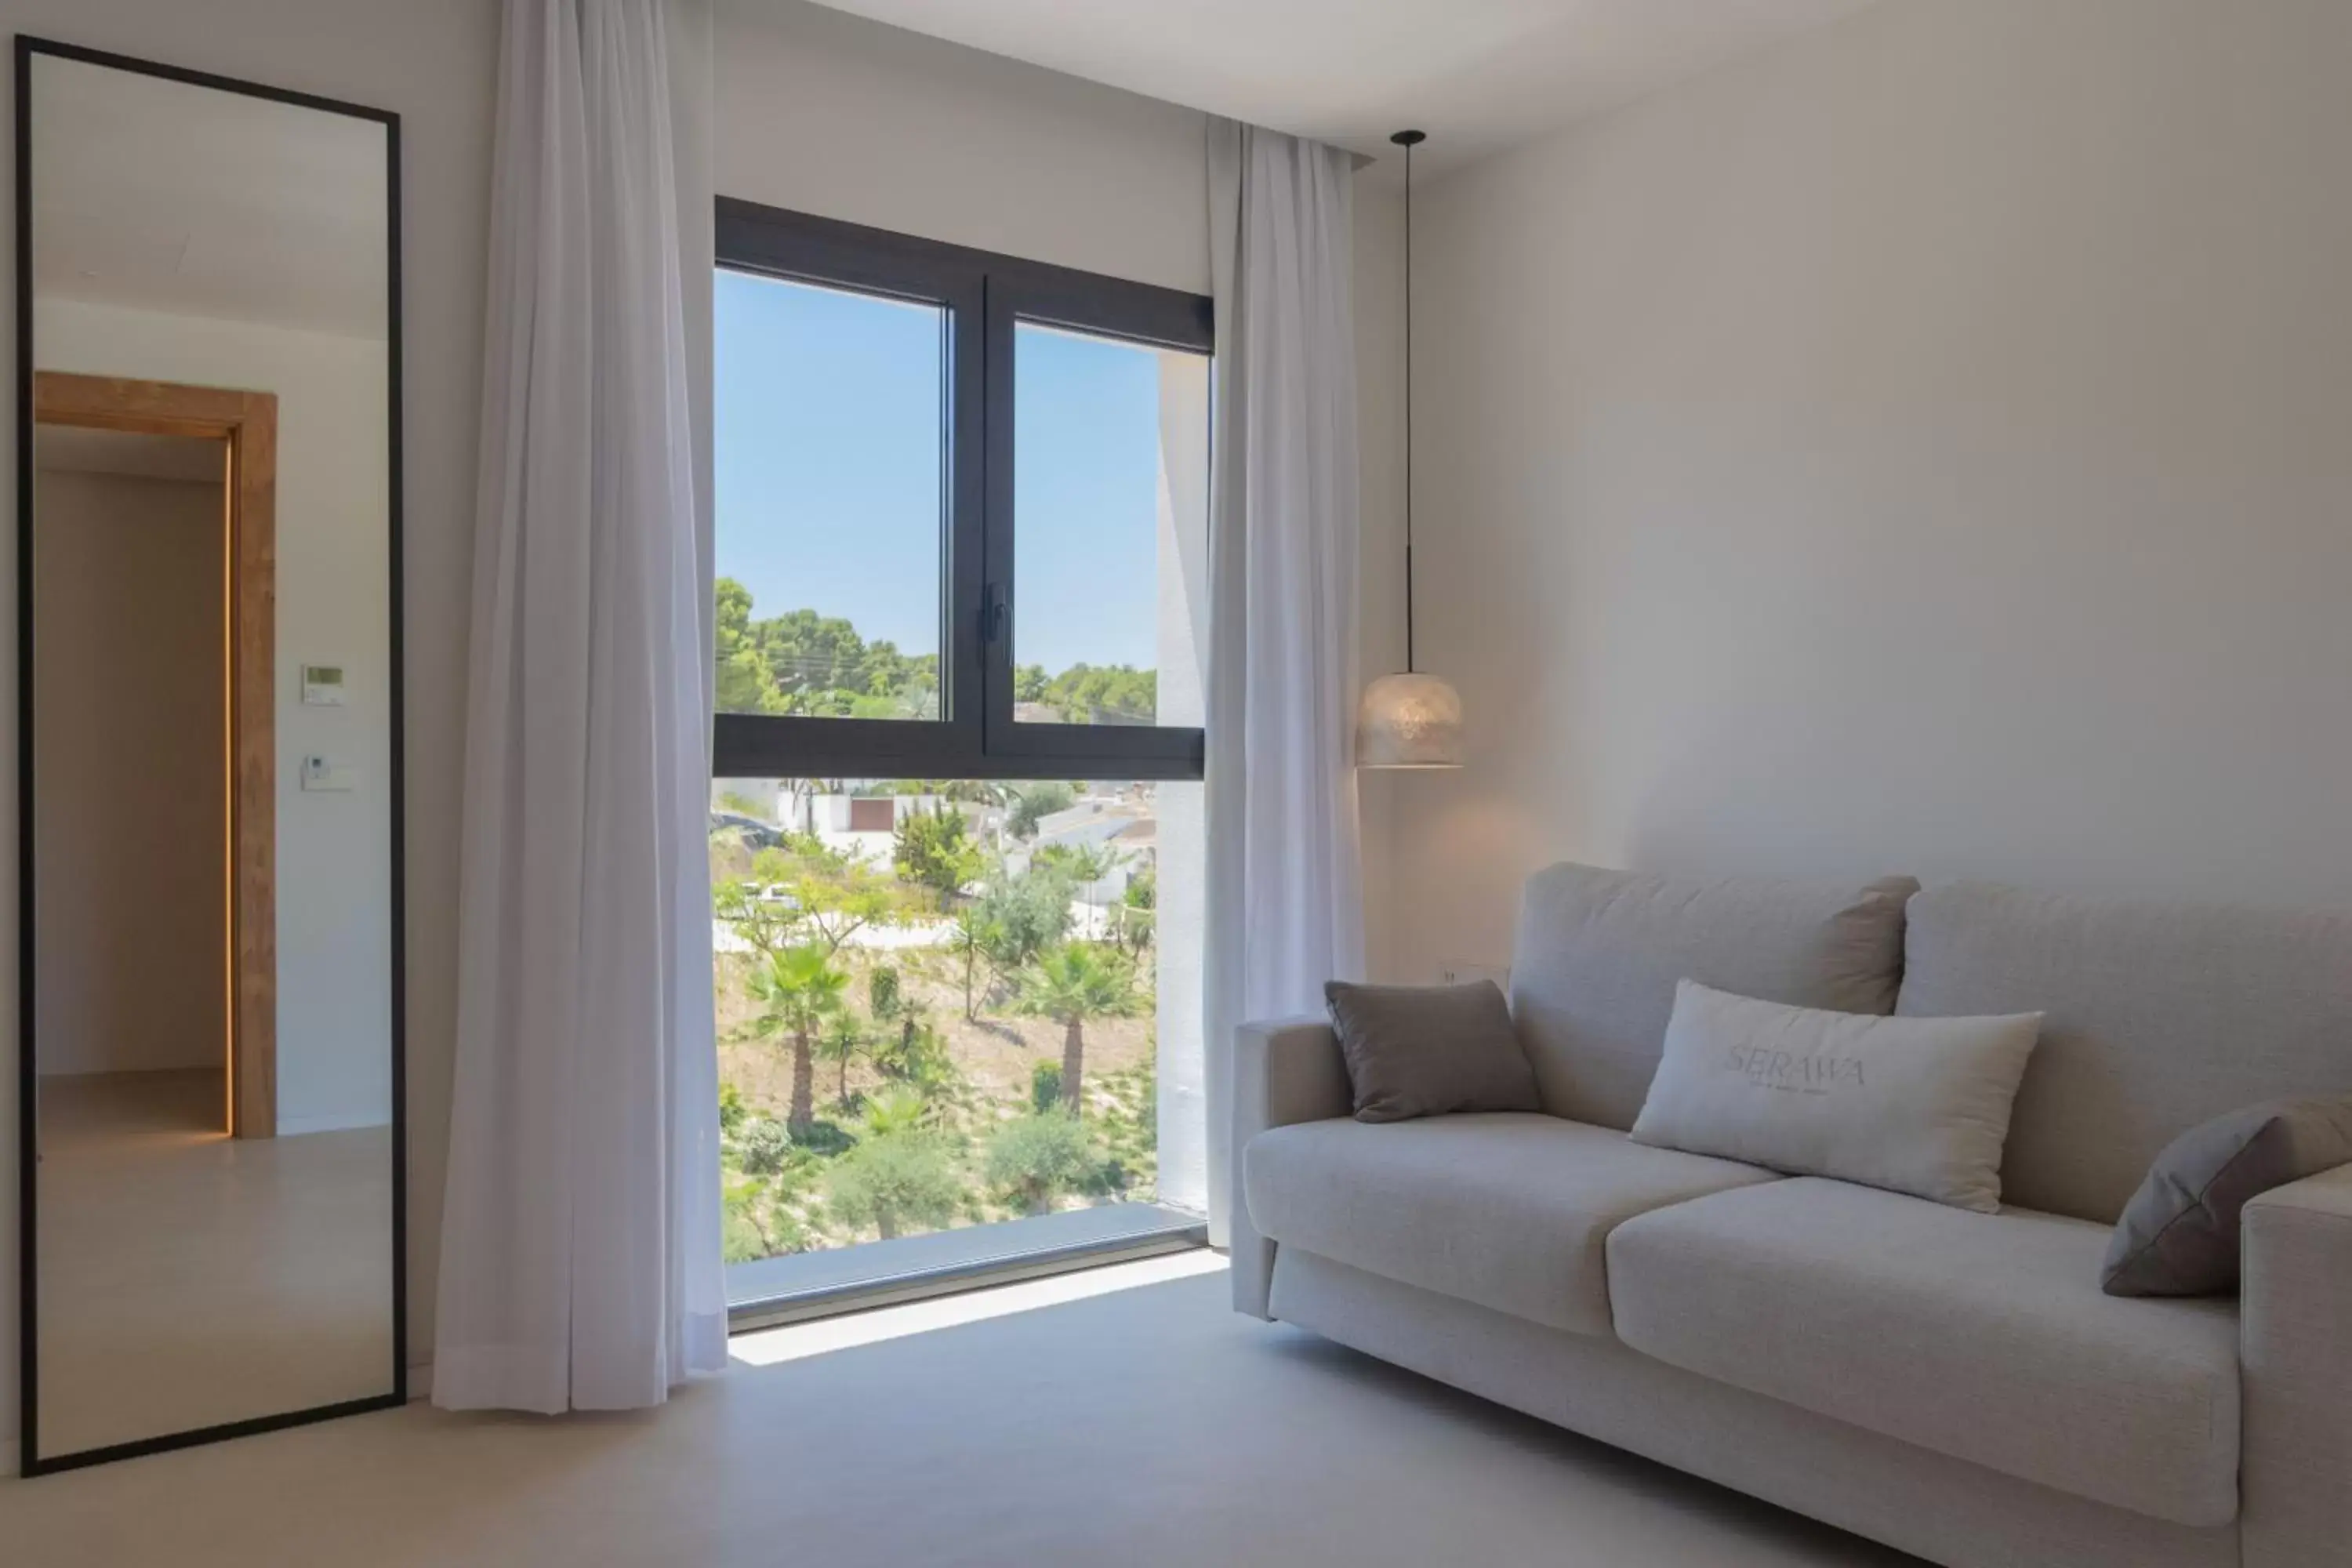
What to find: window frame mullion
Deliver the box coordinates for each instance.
[711,198,1209,785]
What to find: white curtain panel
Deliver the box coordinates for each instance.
[434,0,726,1414]
[1203,119,1368,1245]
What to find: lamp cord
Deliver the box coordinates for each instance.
[1403,133,1415,675]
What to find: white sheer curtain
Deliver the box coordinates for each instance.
[434,0,726,1414]
[1203,119,1367,1244]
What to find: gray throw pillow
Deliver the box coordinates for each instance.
[1323,980,1540,1123]
[2102,1098,2352,1298]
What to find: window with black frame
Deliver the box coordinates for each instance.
[708,201,1211,1323]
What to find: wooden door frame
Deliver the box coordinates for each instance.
[32,369,278,1139]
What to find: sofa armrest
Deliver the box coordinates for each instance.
[2241,1160,2352,1568]
[1229,1014,1351,1319]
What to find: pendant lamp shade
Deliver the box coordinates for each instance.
[1358,128,1464,770]
[1356,671,1464,768]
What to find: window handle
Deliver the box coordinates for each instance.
[982,583,1007,644]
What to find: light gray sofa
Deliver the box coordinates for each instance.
[1232,863,2352,1568]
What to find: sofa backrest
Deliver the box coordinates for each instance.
[1509,863,1918,1130]
[1898,881,2352,1223]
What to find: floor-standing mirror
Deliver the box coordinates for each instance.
[14,37,403,1473]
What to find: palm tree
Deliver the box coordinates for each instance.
[815,1013,866,1109]
[861,1085,930,1138]
[1016,942,1141,1117]
[746,944,848,1131]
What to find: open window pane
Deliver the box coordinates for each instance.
[1011,323,1210,729]
[715,270,946,720]
[708,778,1206,1298]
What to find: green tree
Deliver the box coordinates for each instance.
[1034,841,1123,909]
[968,866,1074,993]
[1005,782,1076,840]
[875,1009,954,1092]
[893,807,985,911]
[1030,1060,1062,1113]
[945,916,984,1020]
[867,964,902,1021]
[712,872,797,963]
[717,835,907,960]
[1017,943,1142,1116]
[746,944,849,1132]
[861,1084,930,1138]
[1116,868,1156,957]
[824,1132,961,1240]
[985,1112,1094,1215]
[1042,663,1156,724]
[815,1012,866,1108]
[714,578,786,714]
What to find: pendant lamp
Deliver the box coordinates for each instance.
[1356,128,1465,769]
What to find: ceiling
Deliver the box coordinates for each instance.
[29,52,389,339]
[803,0,1878,176]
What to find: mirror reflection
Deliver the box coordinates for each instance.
[24,45,400,1465]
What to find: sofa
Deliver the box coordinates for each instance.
[1231,862,2352,1568]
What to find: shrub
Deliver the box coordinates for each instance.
[736,1115,793,1176]
[790,1118,858,1158]
[874,1014,957,1095]
[722,1172,809,1264]
[862,1085,930,1138]
[1030,1060,1063,1113]
[823,1131,964,1240]
[867,964,902,1020]
[985,1112,1094,1216]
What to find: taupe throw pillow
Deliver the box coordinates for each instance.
[1628,981,2042,1212]
[1323,980,1540,1123]
[2102,1098,2352,1298]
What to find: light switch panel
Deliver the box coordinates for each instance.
[300,755,361,793]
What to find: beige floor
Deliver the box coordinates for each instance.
[34,1069,397,1459]
[0,1255,1920,1568]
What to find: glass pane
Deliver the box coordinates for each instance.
[707,777,1206,1296]
[715,270,944,720]
[1011,323,1209,728]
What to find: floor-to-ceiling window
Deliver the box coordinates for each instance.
[710,201,1211,1323]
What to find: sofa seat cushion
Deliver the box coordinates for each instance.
[1243,1113,1781,1336]
[1606,1178,2242,1527]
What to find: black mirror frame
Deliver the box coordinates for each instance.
[13,33,406,1476]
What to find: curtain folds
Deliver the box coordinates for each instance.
[434,0,725,1414]
[1203,119,1368,1246]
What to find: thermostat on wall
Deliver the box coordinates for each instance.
[301,665,347,706]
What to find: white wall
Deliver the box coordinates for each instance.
[32,470,227,1080]
[715,0,1210,295]
[1385,0,2352,980]
[0,0,500,1460]
[38,300,394,1135]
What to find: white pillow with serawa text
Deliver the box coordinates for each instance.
[1628,981,2042,1213]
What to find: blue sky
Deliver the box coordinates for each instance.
[714,269,1173,674]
